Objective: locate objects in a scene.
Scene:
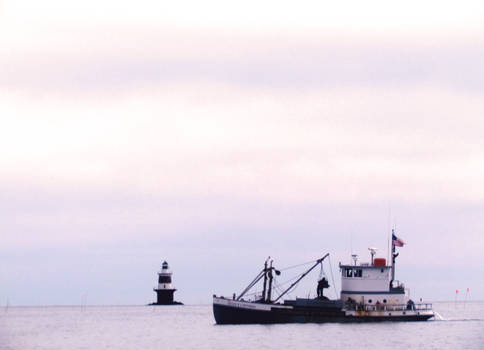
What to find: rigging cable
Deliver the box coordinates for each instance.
[237,256,328,301]
[279,259,318,272]
[328,255,338,299]
[275,274,301,287]
[273,279,293,301]
[238,269,302,300]
[318,260,325,280]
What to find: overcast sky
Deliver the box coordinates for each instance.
[1,0,484,305]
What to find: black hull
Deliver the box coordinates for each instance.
[213,301,433,324]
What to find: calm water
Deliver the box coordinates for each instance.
[1,301,483,350]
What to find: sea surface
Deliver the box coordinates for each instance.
[1,301,483,350]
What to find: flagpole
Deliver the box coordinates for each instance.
[391,229,396,285]
[387,203,391,266]
[390,230,404,288]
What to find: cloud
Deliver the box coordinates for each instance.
[3,0,484,31]
[1,23,483,93]
[2,83,484,220]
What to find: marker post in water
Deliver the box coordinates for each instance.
[81,292,88,311]
[464,287,470,308]
[455,289,459,307]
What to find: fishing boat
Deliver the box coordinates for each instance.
[213,231,434,324]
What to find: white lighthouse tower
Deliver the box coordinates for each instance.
[153,261,181,305]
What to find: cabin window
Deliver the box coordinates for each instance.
[368,299,373,304]
[345,268,353,277]
[354,269,362,277]
[383,299,387,303]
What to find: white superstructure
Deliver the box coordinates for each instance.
[339,246,433,319]
[340,257,407,307]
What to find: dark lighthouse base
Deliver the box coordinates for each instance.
[149,301,184,306]
[150,289,183,305]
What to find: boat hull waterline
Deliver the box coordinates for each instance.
[213,297,434,324]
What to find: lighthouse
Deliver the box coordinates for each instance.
[153,261,182,305]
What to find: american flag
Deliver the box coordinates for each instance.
[392,233,405,247]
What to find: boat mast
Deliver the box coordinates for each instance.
[267,260,274,302]
[236,269,265,301]
[262,257,269,301]
[236,257,271,301]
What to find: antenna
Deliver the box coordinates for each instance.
[350,232,353,255]
[368,247,378,265]
[351,254,358,266]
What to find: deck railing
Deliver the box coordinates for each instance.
[350,303,432,312]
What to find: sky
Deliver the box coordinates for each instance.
[1,0,484,305]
